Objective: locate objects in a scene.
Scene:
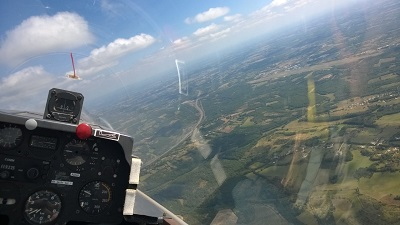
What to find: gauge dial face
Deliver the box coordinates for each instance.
[0,124,23,150]
[24,190,62,225]
[63,139,91,171]
[79,181,112,214]
[54,98,75,113]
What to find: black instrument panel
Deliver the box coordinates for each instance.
[0,116,131,225]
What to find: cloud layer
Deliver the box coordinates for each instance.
[185,7,230,24]
[224,14,242,22]
[193,23,220,36]
[77,33,156,76]
[0,12,94,66]
[270,0,289,7]
[0,66,57,111]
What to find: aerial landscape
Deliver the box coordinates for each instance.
[91,0,400,224]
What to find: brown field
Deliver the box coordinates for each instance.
[249,50,383,85]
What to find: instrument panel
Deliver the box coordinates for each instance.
[0,112,132,225]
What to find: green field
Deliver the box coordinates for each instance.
[259,164,290,178]
[359,172,400,199]
[351,128,382,143]
[134,2,400,223]
[241,116,255,127]
[376,112,400,126]
[343,150,373,177]
[368,73,398,84]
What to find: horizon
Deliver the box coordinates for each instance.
[0,0,367,112]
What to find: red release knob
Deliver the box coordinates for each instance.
[76,123,92,139]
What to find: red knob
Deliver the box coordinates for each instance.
[76,123,92,139]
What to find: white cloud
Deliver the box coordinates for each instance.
[284,0,313,12]
[270,0,289,7]
[101,0,116,12]
[0,12,94,66]
[185,7,230,24]
[172,36,191,50]
[0,65,125,112]
[256,0,290,14]
[77,33,155,76]
[210,28,231,39]
[1,67,47,89]
[246,0,308,30]
[199,28,231,42]
[72,61,118,78]
[0,64,124,111]
[100,0,124,17]
[173,36,189,45]
[0,66,58,111]
[193,23,220,37]
[224,14,242,22]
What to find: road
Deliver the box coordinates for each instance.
[143,93,205,168]
[193,97,205,128]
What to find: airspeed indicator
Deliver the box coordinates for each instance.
[79,181,112,214]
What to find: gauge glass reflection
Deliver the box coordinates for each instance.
[24,190,62,225]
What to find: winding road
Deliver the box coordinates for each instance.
[143,93,205,168]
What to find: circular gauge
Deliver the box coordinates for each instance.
[0,124,23,150]
[63,139,91,171]
[24,190,62,225]
[79,181,112,214]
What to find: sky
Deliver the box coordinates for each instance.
[0,0,362,112]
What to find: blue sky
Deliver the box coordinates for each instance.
[0,0,359,111]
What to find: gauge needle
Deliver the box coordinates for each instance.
[84,190,91,196]
[28,209,41,214]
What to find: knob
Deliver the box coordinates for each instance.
[26,168,40,179]
[0,171,10,179]
[76,123,92,139]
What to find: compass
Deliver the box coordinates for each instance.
[43,88,84,124]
